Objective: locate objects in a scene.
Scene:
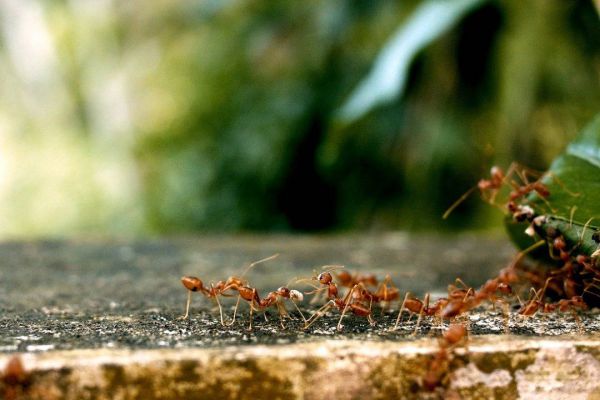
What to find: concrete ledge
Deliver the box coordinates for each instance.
[3,337,600,399]
[1,235,599,399]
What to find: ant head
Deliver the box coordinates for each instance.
[513,204,534,222]
[181,276,204,292]
[576,254,589,265]
[289,290,304,302]
[276,287,291,298]
[317,272,333,284]
[533,215,547,227]
[553,236,567,251]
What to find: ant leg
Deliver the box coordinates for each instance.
[579,217,597,245]
[509,240,546,269]
[337,285,358,331]
[570,308,584,334]
[303,301,334,330]
[462,288,474,303]
[211,284,226,326]
[289,299,307,323]
[392,292,410,331]
[276,302,287,329]
[180,290,192,320]
[248,302,254,331]
[499,299,510,334]
[544,171,580,197]
[583,280,600,300]
[412,294,429,336]
[368,313,376,326]
[226,295,241,327]
[443,187,476,219]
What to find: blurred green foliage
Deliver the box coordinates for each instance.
[0,0,598,236]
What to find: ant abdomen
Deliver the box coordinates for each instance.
[181,276,204,292]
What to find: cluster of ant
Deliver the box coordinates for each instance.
[179,163,599,394]
[461,164,600,317]
[179,166,598,332]
[180,252,518,334]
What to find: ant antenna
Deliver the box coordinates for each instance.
[442,187,476,219]
[579,217,597,243]
[320,264,345,272]
[240,253,280,277]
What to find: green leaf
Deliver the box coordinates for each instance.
[336,0,487,123]
[506,114,600,259]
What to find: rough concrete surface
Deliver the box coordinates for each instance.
[0,234,599,399]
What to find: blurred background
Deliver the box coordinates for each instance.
[0,0,598,238]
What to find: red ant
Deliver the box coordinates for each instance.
[179,254,279,324]
[439,277,512,329]
[336,270,378,289]
[346,275,400,309]
[372,275,401,306]
[443,166,506,219]
[303,283,376,331]
[228,284,305,330]
[422,324,467,392]
[392,293,449,333]
[443,163,560,220]
[298,266,344,305]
